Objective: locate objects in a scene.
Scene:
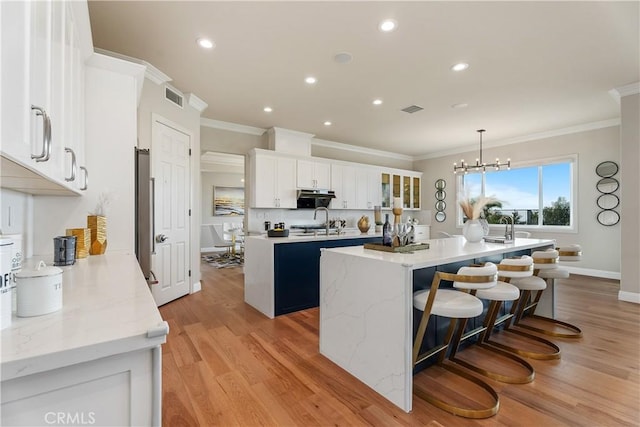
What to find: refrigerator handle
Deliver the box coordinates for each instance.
[150,177,156,255]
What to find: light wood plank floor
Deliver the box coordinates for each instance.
[160,261,640,426]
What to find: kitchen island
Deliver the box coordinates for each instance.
[244,231,381,318]
[319,236,554,412]
[1,252,167,426]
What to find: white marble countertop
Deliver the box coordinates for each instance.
[322,236,554,269]
[1,251,166,381]
[246,231,382,244]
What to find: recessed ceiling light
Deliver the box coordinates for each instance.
[372,99,383,106]
[324,121,332,126]
[451,103,469,109]
[451,62,469,72]
[263,106,273,113]
[197,38,214,49]
[305,76,317,84]
[379,19,397,32]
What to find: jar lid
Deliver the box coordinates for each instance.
[15,261,62,278]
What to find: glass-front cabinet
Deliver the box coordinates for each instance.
[381,173,391,208]
[403,176,411,208]
[413,176,421,209]
[380,171,421,210]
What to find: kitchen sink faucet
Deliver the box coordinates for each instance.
[500,215,515,242]
[314,207,330,236]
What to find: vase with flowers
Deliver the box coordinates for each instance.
[459,194,498,243]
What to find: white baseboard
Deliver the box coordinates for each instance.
[191,281,202,294]
[618,291,640,304]
[562,266,620,280]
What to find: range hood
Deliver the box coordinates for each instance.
[296,189,335,209]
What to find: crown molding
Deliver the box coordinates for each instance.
[93,48,171,84]
[312,138,414,162]
[414,119,621,161]
[200,118,266,136]
[187,93,208,113]
[610,82,640,102]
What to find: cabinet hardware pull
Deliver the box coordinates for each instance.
[65,147,77,181]
[31,105,51,162]
[79,166,88,190]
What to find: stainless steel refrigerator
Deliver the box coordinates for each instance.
[135,148,153,282]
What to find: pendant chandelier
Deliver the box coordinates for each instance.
[453,129,511,174]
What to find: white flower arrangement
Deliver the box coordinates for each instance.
[90,191,112,217]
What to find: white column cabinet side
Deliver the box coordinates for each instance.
[251,152,297,208]
[354,167,369,209]
[297,159,331,189]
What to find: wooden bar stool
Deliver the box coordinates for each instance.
[511,249,582,338]
[484,256,561,360]
[447,262,536,384]
[412,268,499,418]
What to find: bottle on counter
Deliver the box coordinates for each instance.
[382,214,393,246]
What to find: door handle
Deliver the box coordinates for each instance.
[155,234,168,243]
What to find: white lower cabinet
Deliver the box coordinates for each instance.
[1,347,160,427]
[0,254,166,426]
[413,225,430,242]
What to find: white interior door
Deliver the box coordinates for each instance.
[151,119,191,306]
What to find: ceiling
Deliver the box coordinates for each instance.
[87,1,639,158]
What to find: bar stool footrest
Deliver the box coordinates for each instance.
[515,314,582,338]
[449,343,535,384]
[486,328,561,360]
[414,362,499,419]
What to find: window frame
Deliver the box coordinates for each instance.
[456,154,578,233]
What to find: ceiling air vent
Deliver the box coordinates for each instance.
[401,105,424,114]
[165,86,184,108]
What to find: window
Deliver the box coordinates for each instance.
[458,157,575,230]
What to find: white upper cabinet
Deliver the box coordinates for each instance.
[331,164,356,209]
[1,0,89,195]
[1,1,32,164]
[250,151,297,209]
[297,159,331,189]
[366,168,382,209]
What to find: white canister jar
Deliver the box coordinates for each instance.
[16,261,63,317]
[1,238,14,329]
[1,233,23,312]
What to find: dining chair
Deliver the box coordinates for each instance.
[209,225,234,254]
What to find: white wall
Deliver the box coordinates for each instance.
[201,171,245,224]
[619,92,639,302]
[413,125,621,276]
[0,189,33,257]
[32,59,142,257]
